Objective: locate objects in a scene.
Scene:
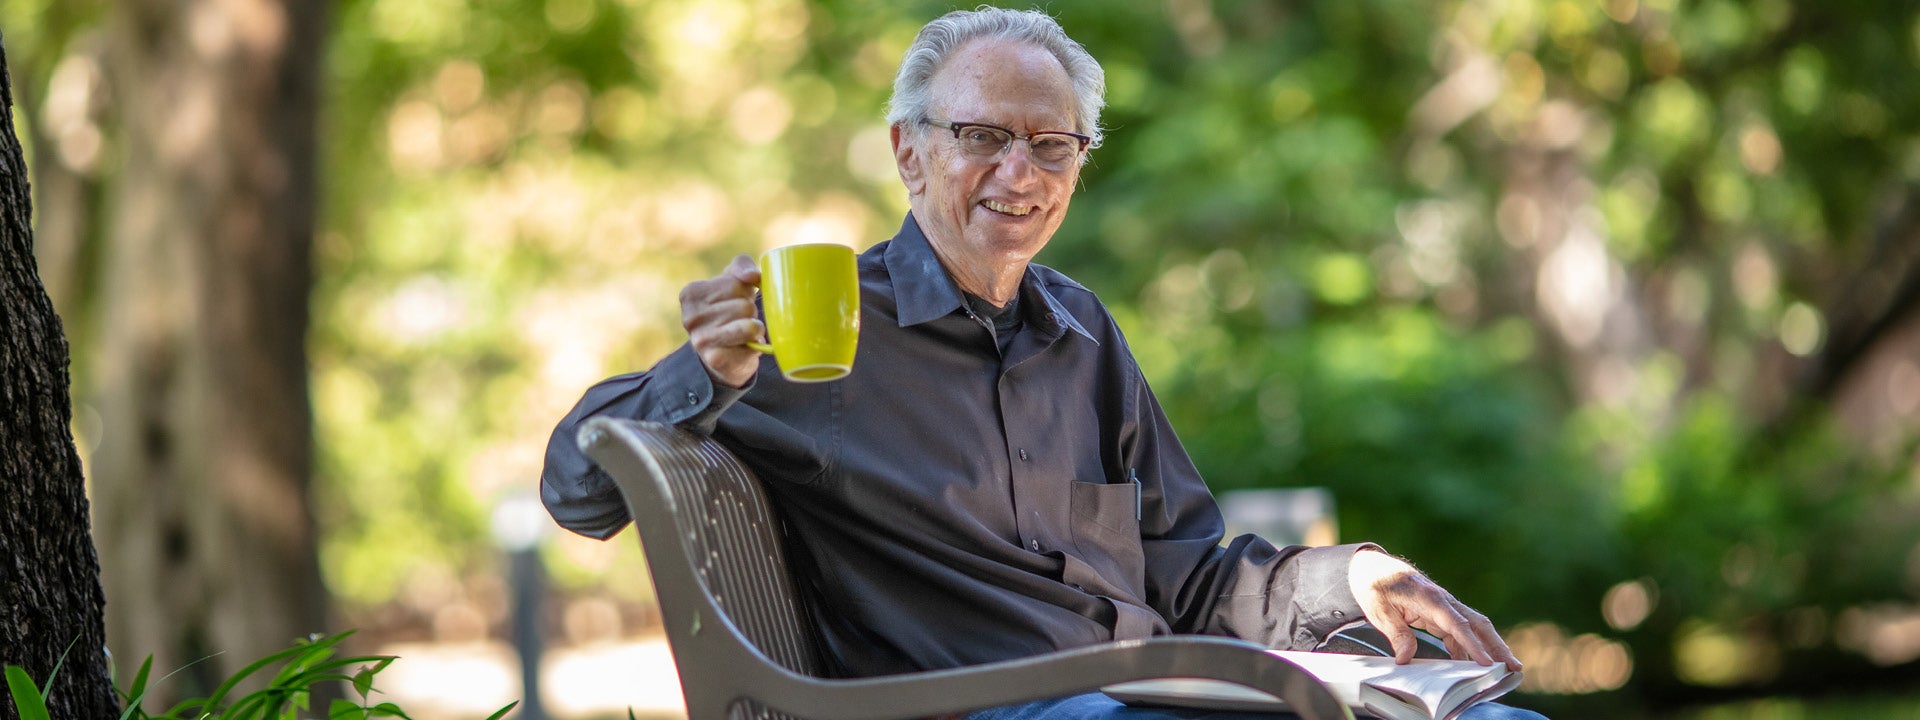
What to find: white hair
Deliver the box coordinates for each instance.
[885,7,1106,149]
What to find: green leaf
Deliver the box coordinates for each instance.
[41,637,79,706]
[122,655,153,705]
[6,666,51,720]
[369,701,412,718]
[202,633,348,710]
[329,698,368,720]
[351,665,376,699]
[484,701,520,720]
[135,653,222,720]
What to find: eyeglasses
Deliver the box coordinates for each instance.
[922,119,1091,171]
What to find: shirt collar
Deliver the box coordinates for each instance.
[883,213,965,327]
[882,213,1098,344]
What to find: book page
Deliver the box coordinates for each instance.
[1102,650,1519,720]
[1350,656,1517,720]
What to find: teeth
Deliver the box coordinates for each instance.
[983,200,1032,216]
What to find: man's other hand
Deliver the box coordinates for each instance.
[681,254,764,388]
[1348,549,1524,671]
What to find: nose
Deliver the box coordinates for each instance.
[994,140,1040,185]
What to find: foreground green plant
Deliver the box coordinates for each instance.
[5,631,516,720]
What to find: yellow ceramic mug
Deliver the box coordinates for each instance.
[747,243,860,382]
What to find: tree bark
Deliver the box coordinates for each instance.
[86,0,329,696]
[0,32,122,720]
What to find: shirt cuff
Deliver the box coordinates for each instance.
[1287,542,1383,646]
[649,343,752,434]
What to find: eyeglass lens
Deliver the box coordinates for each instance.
[955,126,1081,167]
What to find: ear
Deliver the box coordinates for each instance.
[891,123,927,197]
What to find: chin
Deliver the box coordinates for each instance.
[972,231,1051,259]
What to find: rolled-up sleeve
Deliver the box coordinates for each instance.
[539,343,749,539]
[1125,364,1373,650]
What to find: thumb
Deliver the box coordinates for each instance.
[1381,618,1419,665]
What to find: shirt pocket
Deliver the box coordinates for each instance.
[1069,480,1147,593]
[1070,480,1141,536]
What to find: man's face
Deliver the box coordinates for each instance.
[893,38,1084,280]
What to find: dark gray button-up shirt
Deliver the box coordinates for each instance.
[542,213,1370,677]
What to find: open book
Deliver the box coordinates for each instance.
[1103,650,1522,720]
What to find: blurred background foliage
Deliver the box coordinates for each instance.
[6,0,1920,716]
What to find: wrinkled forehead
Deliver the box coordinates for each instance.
[926,38,1078,128]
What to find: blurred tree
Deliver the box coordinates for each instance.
[73,0,330,698]
[0,32,119,719]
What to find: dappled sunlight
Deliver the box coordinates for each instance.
[846,123,902,185]
[1776,302,1824,357]
[1536,221,1619,350]
[1408,52,1500,138]
[368,0,467,47]
[534,80,591,139]
[387,99,445,174]
[1675,619,1780,687]
[543,638,687,718]
[651,179,736,249]
[762,192,870,251]
[1394,199,1471,289]
[432,61,485,114]
[1731,242,1779,312]
[372,636,689,719]
[1507,622,1633,694]
[370,641,522,718]
[1602,578,1655,632]
[727,86,795,146]
[374,275,473,347]
[1738,123,1783,176]
[42,54,104,173]
[1837,604,1920,667]
[1891,360,1920,416]
[516,281,667,395]
[464,441,545,507]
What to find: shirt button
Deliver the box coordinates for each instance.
[1017,448,1029,461]
[1030,540,1040,551]
[685,390,699,405]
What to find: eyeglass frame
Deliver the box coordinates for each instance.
[919,118,1094,168]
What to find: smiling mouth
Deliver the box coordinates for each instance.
[981,199,1034,217]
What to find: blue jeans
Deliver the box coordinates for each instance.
[963,692,1549,720]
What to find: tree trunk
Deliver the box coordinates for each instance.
[86,0,329,696]
[0,32,122,720]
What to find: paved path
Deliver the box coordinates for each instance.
[374,635,686,719]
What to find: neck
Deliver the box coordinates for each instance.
[914,221,1029,305]
[941,255,1025,306]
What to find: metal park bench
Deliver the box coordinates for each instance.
[575,417,1353,720]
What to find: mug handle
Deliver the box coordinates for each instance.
[746,341,774,354]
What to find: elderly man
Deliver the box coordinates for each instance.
[543,7,1547,719]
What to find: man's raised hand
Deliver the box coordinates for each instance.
[680,254,764,388]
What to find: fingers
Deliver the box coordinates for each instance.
[679,255,761,321]
[1349,549,1522,670]
[1379,614,1421,665]
[680,254,765,388]
[1461,605,1524,671]
[683,297,759,336]
[1423,601,1494,666]
[1401,597,1523,671]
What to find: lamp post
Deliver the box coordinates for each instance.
[492,492,551,720]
